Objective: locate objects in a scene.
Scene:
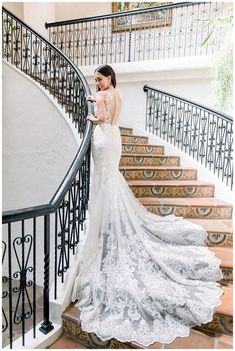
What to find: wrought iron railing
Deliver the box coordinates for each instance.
[45,2,229,66]
[143,85,233,190]
[2,6,93,348]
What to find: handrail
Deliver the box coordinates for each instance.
[2,6,91,96]
[2,6,94,223]
[2,121,92,223]
[45,2,228,65]
[143,85,233,123]
[143,85,233,190]
[45,2,197,27]
[2,6,94,348]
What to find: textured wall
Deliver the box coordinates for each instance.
[2,61,78,211]
[81,55,219,130]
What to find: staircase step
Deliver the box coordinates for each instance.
[120,166,197,180]
[121,134,149,144]
[131,329,233,349]
[209,247,233,284]
[197,285,233,336]
[62,284,232,348]
[120,154,180,167]
[51,330,233,349]
[62,307,132,348]
[122,143,164,155]
[139,197,232,219]
[120,127,133,135]
[48,334,88,349]
[188,219,233,247]
[128,180,214,198]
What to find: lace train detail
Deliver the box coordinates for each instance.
[71,122,223,346]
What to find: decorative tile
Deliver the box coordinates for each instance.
[121,135,148,144]
[206,233,233,247]
[119,127,133,135]
[63,319,133,349]
[130,185,214,198]
[120,156,180,167]
[220,268,233,284]
[145,205,232,219]
[121,169,197,180]
[199,313,233,336]
[122,144,164,155]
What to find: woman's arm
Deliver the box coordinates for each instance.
[86,92,107,124]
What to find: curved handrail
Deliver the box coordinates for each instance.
[2,123,92,223]
[143,85,233,122]
[2,6,94,223]
[45,2,199,27]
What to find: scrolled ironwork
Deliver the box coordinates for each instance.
[2,6,93,348]
[46,2,229,66]
[143,85,233,190]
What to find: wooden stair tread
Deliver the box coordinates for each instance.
[138,197,232,207]
[122,142,163,147]
[121,133,146,138]
[209,247,233,268]
[188,219,233,234]
[120,166,196,170]
[128,180,214,186]
[122,153,179,158]
[215,285,233,316]
[55,330,233,349]
[120,126,133,130]
[131,329,233,349]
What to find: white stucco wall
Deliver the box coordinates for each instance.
[80,55,221,129]
[2,60,81,286]
[24,2,55,37]
[2,1,24,19]
[2,60,78,211]
[55,1,112,22]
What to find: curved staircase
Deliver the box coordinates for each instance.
[52,126,233,349]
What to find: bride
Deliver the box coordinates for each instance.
[71,64,223,346]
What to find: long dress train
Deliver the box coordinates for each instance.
[71,91,223,346]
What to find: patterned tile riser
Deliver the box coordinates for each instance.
[120,157,180,167]
[121,170,197,180]
[63,319,133,349]
[122,145,164,155]
[199,314,233,336]
[120,128,133,135]
[121,136,148,144]
[220,269,233,284]
[145,206,232,219]
[206,233,233,247]
[131,186,214,198]
[62,315,233,349]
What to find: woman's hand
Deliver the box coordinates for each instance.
[86,113,96,122]
[86,95,96,102]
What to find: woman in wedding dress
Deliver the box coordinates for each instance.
[71,64,223,346]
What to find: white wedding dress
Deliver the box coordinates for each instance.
[71,90,223,346]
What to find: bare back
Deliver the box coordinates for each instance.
[96,90,123,125]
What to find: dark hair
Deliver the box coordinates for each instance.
[94,64,117,89]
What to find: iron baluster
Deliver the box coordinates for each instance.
[143,85,233,189]
[39,214,54,334]
[33,218,36,338]
[128,15,132,62]
[8,223,13,348]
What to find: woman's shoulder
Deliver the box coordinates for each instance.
[95,91,107,98]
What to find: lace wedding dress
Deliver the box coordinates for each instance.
[71,90,223,346]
